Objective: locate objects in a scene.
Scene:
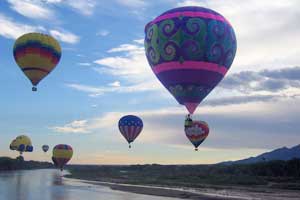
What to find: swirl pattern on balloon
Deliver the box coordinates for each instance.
[160,41,179,61]
[159,19,178,37]
[144,7,237,113]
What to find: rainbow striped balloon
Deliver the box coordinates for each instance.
[13,32,61,91]
[185,120,209,151]
[52,144,73,171]
[118,115,143,148]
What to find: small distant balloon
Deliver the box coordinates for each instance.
[52,144,73,171]
[9,135,33,157]
[185,120,209,151]
[118,115,143,148]
[13,32,62,91]
[42,145,49,153]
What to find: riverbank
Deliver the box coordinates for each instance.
[0,157,53,171]
[68,178,300,200]
[65,161,300,199]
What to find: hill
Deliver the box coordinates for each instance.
[221,144,300,165]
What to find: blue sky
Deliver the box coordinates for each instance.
[0,0,300,164]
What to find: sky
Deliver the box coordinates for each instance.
[0,0,300,165]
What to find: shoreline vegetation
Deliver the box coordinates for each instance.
[66,159,300,200]
[1,157,300,199]
[0,157,53,170]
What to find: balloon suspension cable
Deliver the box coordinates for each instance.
[195,148,198,151]
[32,86,37,92]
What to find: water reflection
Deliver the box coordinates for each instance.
[0,169,181,200]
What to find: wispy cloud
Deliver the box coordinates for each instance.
[116,0,147,8]
[93,39,153,82]
[50,29,80,44]
[63,0,97,16]
[108,81,121,87]
[50,98,300,149]
[0,14,45,39]
[66,80,160,97]
[177,0,300,71]
[51,120,90,133]
[96,30,110,37]
[78,62,92,66]
[40,0,97,16]
[7,0,54,19]
[220,66,300,94]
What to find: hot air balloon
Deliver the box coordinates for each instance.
[185,120,209,151]
[13,32,62,91]
[118,115,143,148]
[52,144,73,171]
[144,6,237,114]
[9,135,33,157]
[42,145,49,153]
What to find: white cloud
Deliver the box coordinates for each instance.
[51,120,90,133]
[49,97,300,149]
[177,0,205,7]
[96,30,110,37]
[116,0,147,8]
[50,29,80,44]
[108,81,121,87]
[64,0,97,16]
[107,44,143,53]
[176,0,300,72]
[41,0,97,16]
[93,41,152,81]
[0,14,45,39]
[8,0,54,19]
[66,80,160,97]
[78,62,92,66]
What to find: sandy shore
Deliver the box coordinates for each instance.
[66,178,300,200]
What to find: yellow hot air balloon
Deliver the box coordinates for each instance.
[9,135,33,156]
[52,144,73,171]
[13,32,62,91]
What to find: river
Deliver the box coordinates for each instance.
[0,169,182,200]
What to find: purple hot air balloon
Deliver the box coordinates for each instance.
[144,6,237,114]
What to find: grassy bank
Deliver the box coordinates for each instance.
[67,159,300,190]
[0,157,53,171]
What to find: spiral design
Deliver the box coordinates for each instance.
[207,43,224,64]
[212,22,226,39]
[159,19,177,37]
[224,50,234,68]
[161,41,178,61]
[147,46,160,64]
[146,27,154,41]
[182,40,202,60]
[184,18,204,35]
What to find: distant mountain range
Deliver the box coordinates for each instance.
[221,144,300,165]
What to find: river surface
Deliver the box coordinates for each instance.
[0,169,182,200]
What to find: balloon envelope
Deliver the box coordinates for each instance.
[52,144,73,170]
[185,120,209,150]
[118,115,143,147]
[13,32,61,91]
[10,135,33,153]
[144,7,237,114]
[42,145,49,153]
